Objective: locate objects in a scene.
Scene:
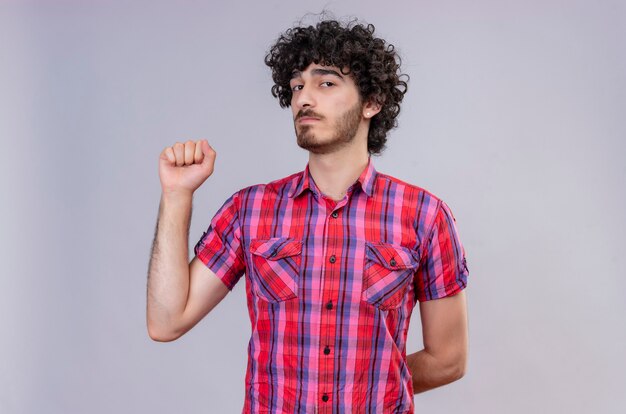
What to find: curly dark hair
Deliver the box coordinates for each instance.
[264,17,409,155]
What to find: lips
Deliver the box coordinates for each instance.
[298,117,320,123]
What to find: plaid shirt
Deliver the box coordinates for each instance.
[194,158,469,413]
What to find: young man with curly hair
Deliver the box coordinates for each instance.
[148,17,470,414]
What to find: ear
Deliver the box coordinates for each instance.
[362,97,382,119]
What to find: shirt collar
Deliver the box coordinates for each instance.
[287,156,377,199]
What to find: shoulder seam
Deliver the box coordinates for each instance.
[376,172,441,200]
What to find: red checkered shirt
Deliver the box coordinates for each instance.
[194,157,469,413]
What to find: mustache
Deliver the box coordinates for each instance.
[295,110,323,121]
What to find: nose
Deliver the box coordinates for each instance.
[293,83,315,110]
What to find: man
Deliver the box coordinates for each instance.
[147,18,469,414]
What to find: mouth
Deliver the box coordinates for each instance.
[297,117,320,123]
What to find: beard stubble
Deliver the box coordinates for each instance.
[295,101,363,154]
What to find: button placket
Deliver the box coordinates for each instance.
[319,195,345,408]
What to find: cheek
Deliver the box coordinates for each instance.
[336,94,359,110]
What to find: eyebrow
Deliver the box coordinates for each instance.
[290,68,345,81]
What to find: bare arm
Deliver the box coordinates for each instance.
[146,191,229,342]
[406,290,469,394]
[146,139,227,342]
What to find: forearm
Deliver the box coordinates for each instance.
[406,349,465,394]
[146,191,193,340]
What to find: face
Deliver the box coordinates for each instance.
[289,63,365,154]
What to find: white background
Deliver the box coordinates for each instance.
[1,0,624,413]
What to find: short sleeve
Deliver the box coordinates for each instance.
[414,200,469,302]
[193,191,246,291]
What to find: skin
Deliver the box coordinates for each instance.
[147,62,468,395]
[147,139,229,342]
[407,291,468,393]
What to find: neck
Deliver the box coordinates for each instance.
[308,143,370,201]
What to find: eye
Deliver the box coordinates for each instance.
[320,81,334,87]
[291,84,303,92]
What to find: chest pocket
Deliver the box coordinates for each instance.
[249,238,302,303]
[362,242,420,310]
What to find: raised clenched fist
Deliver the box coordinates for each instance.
[158,139,216,195]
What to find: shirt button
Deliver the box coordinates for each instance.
[326,301,333,310]
[331,211,338,218]
[322,394,329,402]
[389,258,397,266]
[270,250,277,258]
[324,346,331,355]
[329,255,336,263]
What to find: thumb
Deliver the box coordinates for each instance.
[159,146,175,165]
[201,139,216,165]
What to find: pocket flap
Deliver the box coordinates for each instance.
[365,242,420,270]
[250,238,302,260]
